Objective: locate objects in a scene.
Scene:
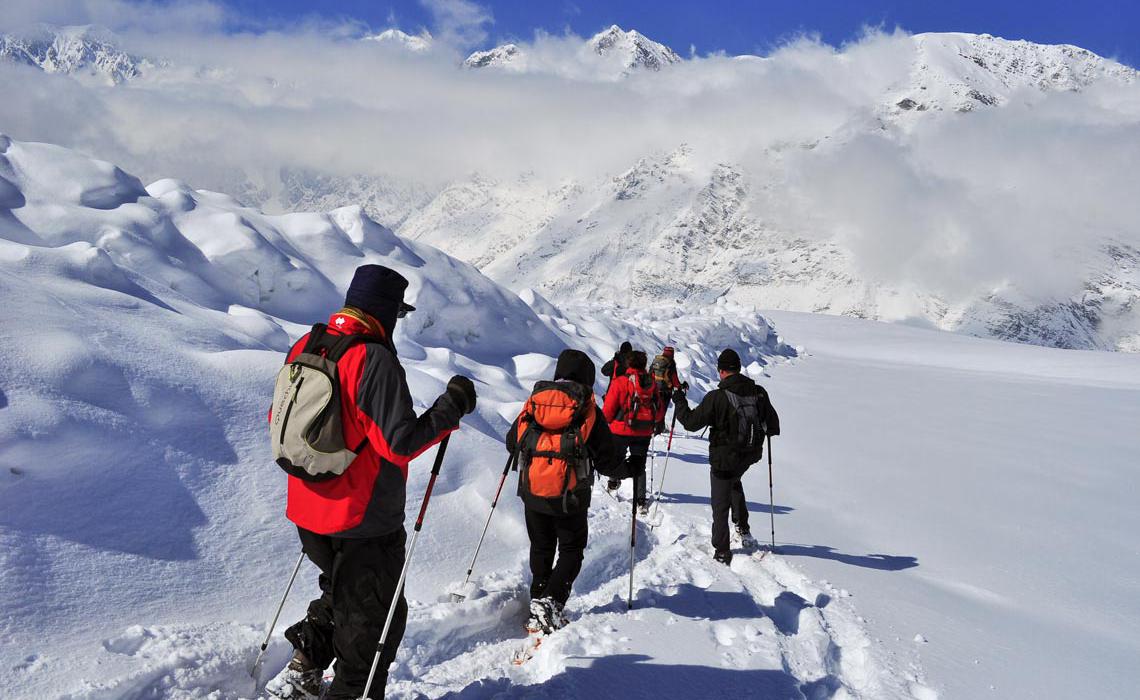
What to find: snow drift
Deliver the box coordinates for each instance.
[0,136,797,698]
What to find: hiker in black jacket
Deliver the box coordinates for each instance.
[673,349,780,565]
[600,341,633,391]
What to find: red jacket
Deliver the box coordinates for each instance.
[277,311,462,536]
[603,368,667,437]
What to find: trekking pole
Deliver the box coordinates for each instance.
[648,434,656,496]
[451,451,516,602]
[628,492,637,610]
[360,434,451,700]
[767,434,776,550]
[249,550,305,679]
[649,411,678,521]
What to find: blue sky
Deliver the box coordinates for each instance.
[218,0,1140,66]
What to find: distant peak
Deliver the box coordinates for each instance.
[366,28,433,53]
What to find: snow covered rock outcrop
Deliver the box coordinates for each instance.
[887,32,1136,117]
[588,24,682,72]
[364,28,434,53]
[464,25,680,77]
[0,24,155,84]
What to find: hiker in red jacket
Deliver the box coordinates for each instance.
[269,264,477,700]
[602,350,666,515]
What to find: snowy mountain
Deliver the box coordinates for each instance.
[364,28,434,53]
[3,25,1137,350]
[464,25,681,75]
[464,42,524,70]
[401,140,1140,351]
[588,24,682,71]
[4,136,1140,700]
[887,32,1136,117]
[0,24,155,84]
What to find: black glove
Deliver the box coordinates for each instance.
[446,375,477,416]
[654,421,665,435]
[672,386,687,405]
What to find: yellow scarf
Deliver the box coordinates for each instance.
[335,306,389,341]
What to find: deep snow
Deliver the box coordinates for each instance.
[2,137,1139,700]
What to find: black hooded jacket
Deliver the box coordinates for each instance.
[673,372,780,474]
[506,349,620,516]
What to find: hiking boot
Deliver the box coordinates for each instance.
[637,501,650,517]
[606,479,620,491]
[265,650,322,699]
[713,550,733,566]
[526,597,566,634]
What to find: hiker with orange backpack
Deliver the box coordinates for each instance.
[506,349,620,634]
[602,350,667,515]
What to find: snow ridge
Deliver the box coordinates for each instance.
[0,24,154,84]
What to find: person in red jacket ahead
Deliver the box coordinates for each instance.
[602,350,666,514]
[270,265,477,700]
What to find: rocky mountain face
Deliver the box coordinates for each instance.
[464,25,681,75]
[0,25,155,84]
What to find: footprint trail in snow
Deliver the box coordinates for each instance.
[383,432,935,699]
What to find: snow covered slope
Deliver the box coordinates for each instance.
[889,32,1135,117]
[0,136,802,698]
[3,136,1139,699]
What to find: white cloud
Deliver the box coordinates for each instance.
[0,12,1137,305]
[419,0,492,49]
[0,0,226,33]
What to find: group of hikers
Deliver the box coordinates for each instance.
[263,265,780,699]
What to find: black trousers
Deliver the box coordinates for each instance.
[284,527,408,700]
[710,470,750,554]
[612,435,651,505]
[525,508,589,606]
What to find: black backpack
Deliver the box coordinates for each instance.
[724,390,767,465]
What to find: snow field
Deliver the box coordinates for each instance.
[5,135,1139,699]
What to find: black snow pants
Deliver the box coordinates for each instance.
[525,508,589,606]
[710,468,750,554]
[284,526,408,700]
[612,434,651,505]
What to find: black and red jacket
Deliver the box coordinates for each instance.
[278,311,462,537]
[603,368,667,438]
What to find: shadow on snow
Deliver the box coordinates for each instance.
[439,653,830,700]
[774,544,918,572]
[656,490,793,514]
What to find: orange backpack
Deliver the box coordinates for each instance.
[514,380,597,508]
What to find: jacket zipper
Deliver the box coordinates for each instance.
[279,376,304,445]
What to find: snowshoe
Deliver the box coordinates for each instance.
[737,528,758,551]
[264,652,323,699]
[526,596,566,635]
